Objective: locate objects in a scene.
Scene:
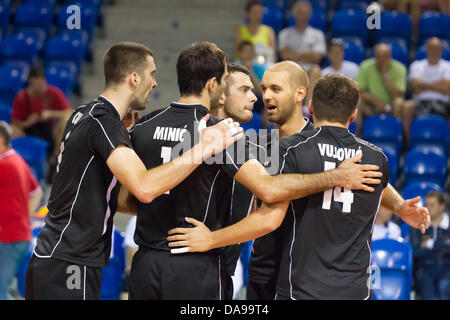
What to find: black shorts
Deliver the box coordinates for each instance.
[246,277,277,300]
[129,247,226,300]
[25,255,103,300]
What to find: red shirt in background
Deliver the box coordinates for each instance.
[11,85,72,122]
[0,149,40,243]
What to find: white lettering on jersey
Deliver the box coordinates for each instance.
[318,143,357,161]
[153,125,187,142]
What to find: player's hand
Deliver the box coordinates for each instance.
[167,217,213,253]
[198,115,244,160]
[337,152,382,192]
[122,111,140,131]
[399,196,431,234]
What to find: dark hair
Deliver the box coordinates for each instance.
[28,66,45,80]
[312,74,360,124]
[176,42,227,97]
[426,190,446,205]
[0,121,11,147]
[103,42,153,88]
[246,0,262,12]
[238,41,254,52]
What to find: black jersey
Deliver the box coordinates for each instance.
[275,126,389,300]
[130,102,253,252]
[34,96,132,267]
[249,119,314,282]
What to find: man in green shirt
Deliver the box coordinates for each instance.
[356,43,407,136]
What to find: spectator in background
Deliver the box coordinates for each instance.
[234,0,276,66]
[356,43,407,136]
[236,41,267,115]
[382,0,421,38]
[372,207,402,241]
[321,38,360,80]
[411,191,450,300]
[10,67,73,167]
[0,121,43,300]
[121,215,138,300]
[278,0,326,104]
[402,37,450,138]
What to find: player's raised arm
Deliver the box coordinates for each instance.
[380,183,431,234]
[168,200,290,253]
[108,116,244,204]
[234,151,383,204]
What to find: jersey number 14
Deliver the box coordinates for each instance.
[322,161,354,214]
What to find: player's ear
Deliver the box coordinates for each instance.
[295,86,307,104]
[349,108,358,123]
[129,72,141,90]
[206,77,218,94]
[219,92,226,106]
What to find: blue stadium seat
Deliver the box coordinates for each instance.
[337,0,371,11]
[403,149,447,188]
[415,42,450,61]
[17,226,42,298]
[14,2,54,38]
[0,33,39,71]
[45,66,75,98]
[0,2,10,37]
[0,102,11,122]
[400,181,443,239]
[343,40,366,64]
[348,121,356,135]
[376,143,399,188]
[11,136,49,181]
[418,11,448,46]
[286,7,327,32]
[409,115,449,157]
[0,66,26,106]
[240,240,253,287]
[371,238,413,300]
[362,114,403,156]
[375,11,412,49]
[101,229,126,300]
[44,34,86,76]
[332,9,369,46]
[261,4,285,33]
[57,2,98,46]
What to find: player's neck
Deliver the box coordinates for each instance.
[178,95,211,110]
[314,119,348,129]
[277,111,306,138]
[100,89,132,119]
[431,213,444,228]
[211,107,227,120]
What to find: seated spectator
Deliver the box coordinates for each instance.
[278,0,325,104]
[411,191,450,300]
[372,207,402,241]
[234,0,276,66]
[356,43,407,136]
[10,67,73,181]
[321,38,360,80]
[235,41,267,114]
[421,0,450,14]
[0,121,43,300]
[401,37,450,140]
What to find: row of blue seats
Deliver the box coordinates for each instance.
[354,114,449,189]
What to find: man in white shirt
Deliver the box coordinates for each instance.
[278,0,326,103]
[401,37,450,141]
[321,38,360,80]
[372,207,402,241]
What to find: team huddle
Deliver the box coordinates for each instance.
[25,41,430,300]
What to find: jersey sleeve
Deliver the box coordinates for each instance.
[278,138,298,174]
[381,152,390,189]
[220,136,256,179]
[89,114,133,161]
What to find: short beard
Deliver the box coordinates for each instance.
[129,97,147,111]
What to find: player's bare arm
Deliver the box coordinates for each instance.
[168,200,290,253]
[380,184,431,234]
[234,151,382,204]
[108,115,244,204]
